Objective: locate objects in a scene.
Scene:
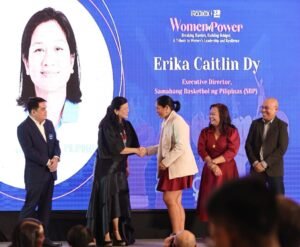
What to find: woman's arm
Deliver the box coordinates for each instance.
[212,128,240,165]
[120,147,140,155]
[211,155,226,165]
[146,145,159,155]
[198,129,209,160]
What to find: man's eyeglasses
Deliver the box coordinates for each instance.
[260,106,271,110]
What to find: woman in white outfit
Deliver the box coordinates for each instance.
[145,95,198,236]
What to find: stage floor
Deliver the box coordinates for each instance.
[0,239,207,247]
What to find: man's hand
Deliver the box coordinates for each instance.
[48,157,59,172]
[254,162,265,173]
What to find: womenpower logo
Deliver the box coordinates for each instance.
[170,18,244,33]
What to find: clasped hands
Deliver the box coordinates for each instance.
[207,160,222,176]
[48,157,59,172]
[136,147,147,157]
[254,162,266,173]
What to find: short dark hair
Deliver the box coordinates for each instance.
[67,225,94,247]
[157,95,181,112]
[9,218,44,247]
[17,7,81,107]
[26,97,46,114]
[207,177,278,245]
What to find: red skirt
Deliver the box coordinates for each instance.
[196,161,239,221]
[157,169,194,192]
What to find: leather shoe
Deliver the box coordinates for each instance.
[43,238,62,247]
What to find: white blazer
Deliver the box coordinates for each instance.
[147,111,198,179]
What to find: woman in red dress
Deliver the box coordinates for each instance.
[196,103,240,222]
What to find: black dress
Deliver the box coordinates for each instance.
[87,118,139,246]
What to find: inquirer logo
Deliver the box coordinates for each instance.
[191,9,221,18]
[191,10,211,17]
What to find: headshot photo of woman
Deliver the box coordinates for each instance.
[17,7,81,127]
[0,1,113,190]
[196,103,240,227]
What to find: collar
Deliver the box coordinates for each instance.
[262,117,275,124]
[29,115,45,126]
[162,110,176,126]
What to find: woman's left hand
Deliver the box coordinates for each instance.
[212,165,222,176]
[159,162,167,170]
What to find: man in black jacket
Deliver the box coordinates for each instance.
[17,97,61,247]
[245,97,288,194]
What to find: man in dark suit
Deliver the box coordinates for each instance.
[17,97,61,247]
[245,97,289,194]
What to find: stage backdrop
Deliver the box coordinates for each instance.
[0,0,299,210]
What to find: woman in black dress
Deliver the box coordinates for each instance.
[87,97,141,246]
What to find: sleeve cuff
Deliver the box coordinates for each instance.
[252,161,259,167]
[261,160,268,169]
[46,159,51,166]
[53,156,60,161]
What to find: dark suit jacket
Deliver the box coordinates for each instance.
[245,116,288,177]
[17,117,61,184]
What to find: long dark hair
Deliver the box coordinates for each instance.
[209,103,236,135]
[17,7,81,107]
[156,95,180,112]
[101,96,128,131]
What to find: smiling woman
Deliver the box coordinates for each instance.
[196,103,240,225]
[0,0,113,192]
[18,7,81,127]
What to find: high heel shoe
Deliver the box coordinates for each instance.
[103,240,113,247]
[112,231,126,246]
[113,239,126,246]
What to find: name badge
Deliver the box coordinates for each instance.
[48,133,54,140]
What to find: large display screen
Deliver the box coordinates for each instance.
[0,0,299,210]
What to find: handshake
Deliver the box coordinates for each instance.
[136,147,147,157]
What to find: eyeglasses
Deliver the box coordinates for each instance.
[260,106,271,110]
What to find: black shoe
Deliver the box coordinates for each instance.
[43,239,62,247]
[103,240,113,246]
[113,239,126,246]
[112,232,126,246]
